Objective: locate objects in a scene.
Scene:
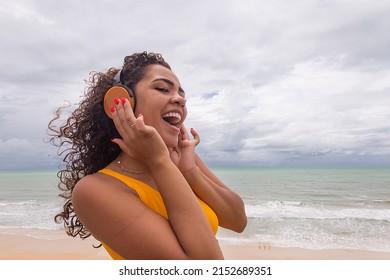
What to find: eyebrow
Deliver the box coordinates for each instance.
[152,78,185,95]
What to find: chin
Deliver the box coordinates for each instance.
[165,140,179,148]
[162,135,179,148]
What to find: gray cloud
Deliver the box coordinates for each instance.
[1,0,389,169]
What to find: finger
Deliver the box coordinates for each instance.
[180,124,190,141]
[190,127,200,146]
[110,100,129,141]
[133,114,155,137]
[121,97,137,127]
[111,138,132,155]
[115,97,127,123]
[113,98,137,142]
[169,147,180,166]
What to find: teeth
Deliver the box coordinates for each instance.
[162,112,182,123]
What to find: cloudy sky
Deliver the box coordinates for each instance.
[1,0,389,169]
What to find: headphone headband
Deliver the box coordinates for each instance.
[113,69,123,86]
[103,68,136,118]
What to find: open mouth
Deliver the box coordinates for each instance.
[162,112,182,128]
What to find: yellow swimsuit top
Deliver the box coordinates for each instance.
[98,168,219,259]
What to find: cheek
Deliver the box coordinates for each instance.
[135,102,158,123]
[143,115,161,128]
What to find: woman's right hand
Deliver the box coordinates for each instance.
[110,97,170,166]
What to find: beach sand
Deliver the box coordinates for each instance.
[1,233,390,260]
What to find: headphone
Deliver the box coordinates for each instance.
[103,69,136,118]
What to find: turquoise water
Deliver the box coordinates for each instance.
[1,168,389,251]
[0,170,61,236]
[212,168,390,251]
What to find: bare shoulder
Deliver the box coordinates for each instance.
[73,172,136,204]
[72,173,108,206]
[73,172,105,193]
[71,172,142,241]
[72,172,121,217]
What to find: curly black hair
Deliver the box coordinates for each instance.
[48,52,171,239]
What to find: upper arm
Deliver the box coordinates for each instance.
[72,175,190,259]
[194,153,247,232]
[195,153,229,189]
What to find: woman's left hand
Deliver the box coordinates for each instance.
[170,124,200,173]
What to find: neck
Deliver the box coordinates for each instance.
[115,153,149,175]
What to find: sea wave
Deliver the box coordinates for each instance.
[218,206,390,252]
[0,200,39,206]
[244,201,390,221]
[371,199,390,205]
[0,199,61,229]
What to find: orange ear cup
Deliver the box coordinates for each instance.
[103,86,135,118]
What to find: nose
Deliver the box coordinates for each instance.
[170,95,186,107]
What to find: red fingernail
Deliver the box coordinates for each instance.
[138,113,143,117]
[114,97,120,105]
[121,97,126,104]
[110,106,115,113]
[111,139,118,145]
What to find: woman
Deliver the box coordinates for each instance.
[49,51,247,259]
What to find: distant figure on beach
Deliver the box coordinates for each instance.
[48,51,247,259]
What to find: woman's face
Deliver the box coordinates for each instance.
[134,64,187,148]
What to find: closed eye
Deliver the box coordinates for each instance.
[156,87,169,93]
[152,78,186,98]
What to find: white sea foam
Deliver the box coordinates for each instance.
[224,200,390,252]
[0,199,61,230]
[244,201,390,221]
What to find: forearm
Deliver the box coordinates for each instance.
[149,159,223,259]
[183,166,247,233]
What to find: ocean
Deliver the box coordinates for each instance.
[1,168,389,252]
